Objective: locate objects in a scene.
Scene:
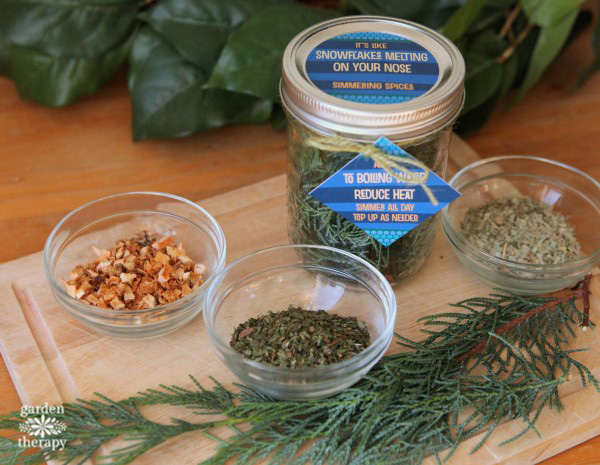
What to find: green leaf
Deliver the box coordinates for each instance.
[0,0,139,57]
[0,37,10,78]
[347,0,466,29]
[128,27,273,140]
[486,0,517,7]
[270,105,287,130]
[205,4,339,100]
[139,0,283,72]
[345,0,390,15]
[461,31,505,113]
[457,91,498,134]
[439,0,487,41]
[576,2,600,88]
[567,9,593,44]
[467,4,510,36]
[520,0,585,26]
[460,49,517,132]
[8,37,131,107]
[497,52,519,102]
[515,9,578,101]
[461,51,518,133]
[513,24,539,87]
[468,28,507,56]
[463,59,502,113]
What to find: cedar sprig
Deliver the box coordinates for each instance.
[0,284,597,465]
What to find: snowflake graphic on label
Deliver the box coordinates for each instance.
[19,415,67,438]
[309,137,461,246]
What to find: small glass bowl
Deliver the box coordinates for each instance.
[442,156,600,294]
[44,192,226,338]
[203,244,396,400]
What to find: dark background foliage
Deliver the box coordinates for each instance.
[0,0,597,140]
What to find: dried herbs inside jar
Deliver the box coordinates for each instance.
[230,306,371,368]
[461,197,582,264]
[280,16,465,284]
[287,122,452,283]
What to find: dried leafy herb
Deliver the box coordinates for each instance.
[230,305,370,368]
[288,119,451,282]
[0,283,597,465]
[461,196,582,264]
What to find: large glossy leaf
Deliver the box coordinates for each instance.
[462,59,502,114]
[464,7,505,36]
[348,0,465,29]
[486,0,517,7]
[0,37,10,77]
[468,28,507,56]
[461,31,505,113]
[8,37,131,106]
[128,27,273,140]
[139,0,283,72]
[440,0,487,41]
[512,25,539,87]
[460,50,517,134]
[520,0,585,26]
[0,0,139,57]
[205,4,338,100]
[439,0,487,41]
[576,3,600,88]
[496,52,519,102]
[270,105,287,130]
[459,54,517,135]
[515,9,578,100]
[457,91,498,134]
[457,18,514,134]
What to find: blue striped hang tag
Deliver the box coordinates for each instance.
[309,137,461,246]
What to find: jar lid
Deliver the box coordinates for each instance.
[280,16,465,140]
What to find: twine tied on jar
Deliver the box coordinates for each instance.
[305,135,439,206]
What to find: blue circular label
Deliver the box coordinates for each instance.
[306,32,439,104]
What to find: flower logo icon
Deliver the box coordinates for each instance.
[19,415,66,438]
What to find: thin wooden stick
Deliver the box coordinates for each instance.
[498,23,535,64]
[580,274,592,330]
[499,5,521,39]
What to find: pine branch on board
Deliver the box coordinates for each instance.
[0,280,597,465]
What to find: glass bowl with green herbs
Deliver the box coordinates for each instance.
[442,156,599,294]
[203,244,396,400]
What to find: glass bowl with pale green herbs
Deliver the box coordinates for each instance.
[442,156,600,294]
[203,244,396,400]
[44,192,226,338]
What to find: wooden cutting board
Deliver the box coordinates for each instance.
[0,136,598,465]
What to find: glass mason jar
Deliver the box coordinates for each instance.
[281,16,465,284]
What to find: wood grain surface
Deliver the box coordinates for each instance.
[1,164,600,465]
[1,22,600,465]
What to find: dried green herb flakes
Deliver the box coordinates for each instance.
[461,196,582,264]
[230,306,371,368]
